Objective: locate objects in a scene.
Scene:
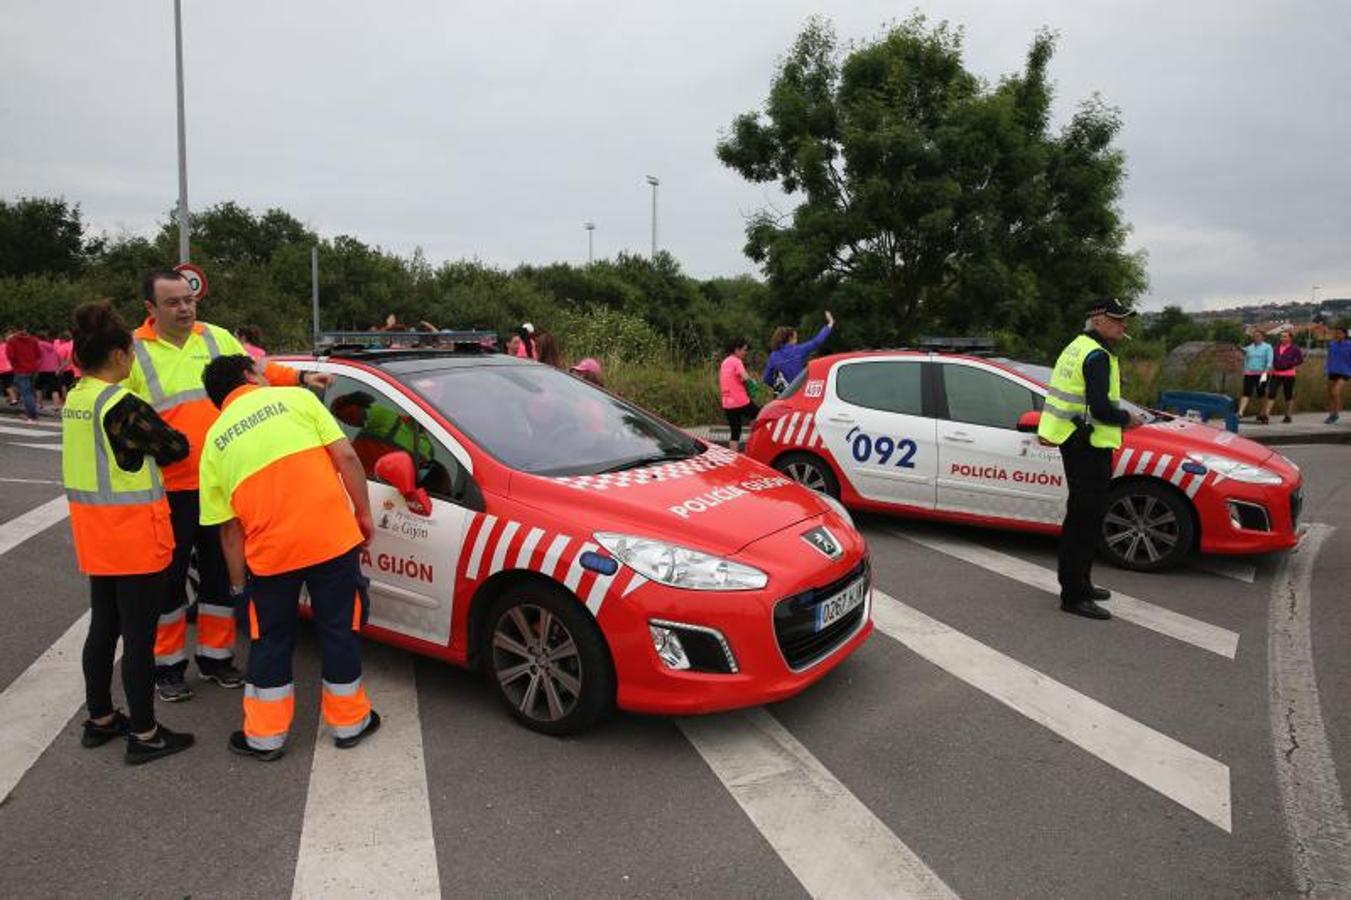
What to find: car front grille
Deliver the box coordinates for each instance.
[773,561,869,671]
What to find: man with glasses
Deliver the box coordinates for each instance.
[129,269,333,701]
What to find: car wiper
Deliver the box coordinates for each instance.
[596,448,697,474]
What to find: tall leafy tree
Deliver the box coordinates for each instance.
[717,15,1145,354]
[0,196,88,278]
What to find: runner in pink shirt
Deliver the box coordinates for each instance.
[719,337,759,451]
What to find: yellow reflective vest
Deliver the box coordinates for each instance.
[62,377,174,575]
[1037,333,1124,450]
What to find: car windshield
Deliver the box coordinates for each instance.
[399,363,704,477]
[996,357,1151,418]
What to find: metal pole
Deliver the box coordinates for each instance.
[646,175,659,258]
[311,245,320,346]
[584,222,595,264]
[174,0,190,264]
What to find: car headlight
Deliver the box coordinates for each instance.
[818,492,854,528]
[593,532,768,591]
[1186,453,1283,485]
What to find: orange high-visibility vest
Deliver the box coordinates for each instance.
[61,378,174,575]
[126,319,301,492]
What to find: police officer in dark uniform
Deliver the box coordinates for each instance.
[1038,299,1145,620]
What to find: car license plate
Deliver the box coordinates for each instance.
[814,577,867,632]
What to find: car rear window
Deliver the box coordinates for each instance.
[401,363,702,477]
[834,361,924,416]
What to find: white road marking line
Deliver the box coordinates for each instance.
[540,534,572,579]
[680,708,958,899]
[0,424,60,437]
[0,495,68,557]
[871,589,1232,832]
[513,526,545,569]
[487,521,520,575]
[0,416,60,428]
[463,514,497,579]
[1268,524,1351,893]
[890,529,1239,659]
[293,648,440,899]
[1190,557,1258,584]
[0,611,108,804]
[0,477,61,485]
[8,442,61,451]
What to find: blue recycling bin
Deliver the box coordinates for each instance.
[1157,390,1239,432]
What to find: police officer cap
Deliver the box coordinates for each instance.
[1086,298,1137,319]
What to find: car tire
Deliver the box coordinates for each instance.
[483,582,614,736]
[1099,480,1195,572]
[774,452,840,498]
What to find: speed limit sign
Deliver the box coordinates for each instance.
[174,262,209,300]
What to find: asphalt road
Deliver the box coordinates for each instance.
[1,417,1347,899]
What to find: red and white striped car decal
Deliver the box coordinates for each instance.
[457,512,648,616]
[768,411,825,449]
[1114,447,1208,499]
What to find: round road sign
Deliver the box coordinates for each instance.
[174,262,209,300]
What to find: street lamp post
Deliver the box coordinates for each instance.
[584,221,595,264]
[1310,285,1321,349]
[645,175,659,259]
[174,0,190,264]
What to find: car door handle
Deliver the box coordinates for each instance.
[827,414,855,424]
[943,433,975,443]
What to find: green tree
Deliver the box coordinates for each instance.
[0,197,88,278]
[716,15,1144,354]
[1208,318,1245,345]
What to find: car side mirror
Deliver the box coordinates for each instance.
[373,451,432,516]
[1016,410,1041,433]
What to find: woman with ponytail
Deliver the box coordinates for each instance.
[63,300,195,764]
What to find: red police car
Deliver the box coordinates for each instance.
[283,339,871,734]
[746,351,1302,572]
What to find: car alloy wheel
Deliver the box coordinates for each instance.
[1100,482,1193,571]
[484,584,614,735]
[492,603,583,723]
[774,452,840,498]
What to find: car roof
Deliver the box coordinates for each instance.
[812,350,1050,386]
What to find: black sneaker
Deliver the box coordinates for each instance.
[198,660,245,689]
[81,710,130,748]
[335,710,381,750]
[156,673,194,703]
[126,725,194,765]
[228,730,286,762]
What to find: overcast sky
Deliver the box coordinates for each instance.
[2,1,1347,311]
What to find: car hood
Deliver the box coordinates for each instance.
[1130,418,1276,467]
[507,446,834,556]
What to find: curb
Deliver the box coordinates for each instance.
[1244,430,1351,447]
